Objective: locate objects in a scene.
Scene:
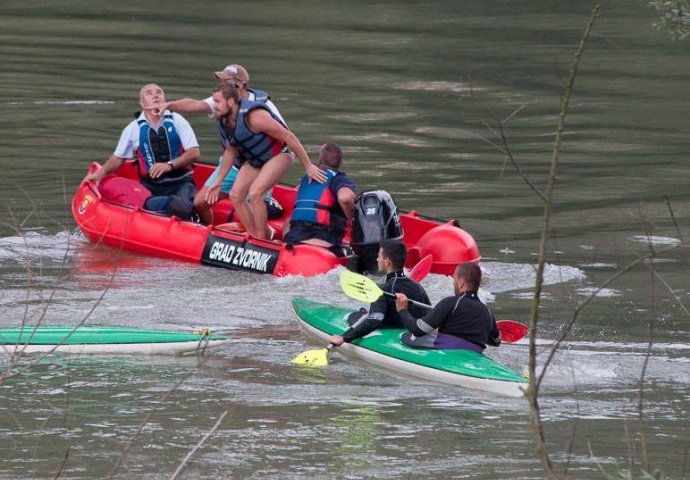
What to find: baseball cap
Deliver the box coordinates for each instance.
[213,64,250,83]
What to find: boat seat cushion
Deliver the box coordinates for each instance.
[100,176,151,208]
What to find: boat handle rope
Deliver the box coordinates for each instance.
[194,328,212,356]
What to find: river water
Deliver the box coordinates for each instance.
[1,1,689,478]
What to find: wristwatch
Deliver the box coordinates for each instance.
[167,160,174,169]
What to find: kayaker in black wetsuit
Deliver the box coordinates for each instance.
[395,262,501,352]
[328,240,430,346]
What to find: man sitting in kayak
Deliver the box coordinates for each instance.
[207,83,326,240]
[328,240,430,346]
[155,64,285,225]
[395,262,501,352]
[86,83,200,220]
[283,143,356,255]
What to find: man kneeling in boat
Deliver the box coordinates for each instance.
[328,240,430,346]
[85,83,200,220]
[283,143,356,256]
[395,262,501,352]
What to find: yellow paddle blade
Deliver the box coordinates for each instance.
[291,348,330,367]
[339,270,385,304]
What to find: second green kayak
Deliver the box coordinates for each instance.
[0,326,229,355]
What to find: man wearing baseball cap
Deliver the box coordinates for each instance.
[213,64,250,84]
[156,64,285,225]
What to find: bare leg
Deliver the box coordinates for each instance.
[193,186,228,225]
[247,153,293,239]
[229,163,261,236]
[301,238,334,248]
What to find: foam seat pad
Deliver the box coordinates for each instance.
[99,176,151,208]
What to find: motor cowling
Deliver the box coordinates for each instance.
[350,190,403,273]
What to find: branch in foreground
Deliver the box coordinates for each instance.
[536,238,689,392]
[170,410,229,480]
[525,5,601,478]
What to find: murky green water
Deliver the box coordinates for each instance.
[1,1,689,478]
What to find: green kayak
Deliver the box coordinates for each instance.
[292,298,527,397]
[0,326,229,355]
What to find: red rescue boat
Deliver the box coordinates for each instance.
[72,161,481,277]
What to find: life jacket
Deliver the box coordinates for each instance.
[215,89,271,152]
[136,113,190,183]
[291,169,347,237]
[218,100,287,164]
[247,88,269,103]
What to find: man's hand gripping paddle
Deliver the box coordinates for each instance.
[408,260,528,343]
[339,269,432,307]
[339,270,528,342]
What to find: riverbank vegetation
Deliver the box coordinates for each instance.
[495,4,690,479]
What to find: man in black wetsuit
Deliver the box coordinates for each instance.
[328,239,430,346]
[395,262,501,352]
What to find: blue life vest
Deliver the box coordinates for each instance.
[215,88,271,152]
[136,113,190,182]
[218,100,287,166]
[247,88,269,103]
[291,169,347,237]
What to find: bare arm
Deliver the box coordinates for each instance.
[153,98,211,115]
[176,146,200,168]
[246,110,327,183]
[85,154,125,183]
[337,187,356,222]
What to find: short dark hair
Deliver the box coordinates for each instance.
[380,239,407,270]
[319,143,342,170]
[213,82,240,103]
[455,262,482,291]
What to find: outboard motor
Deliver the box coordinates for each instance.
[350,190,403,274]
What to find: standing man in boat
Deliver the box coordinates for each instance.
[328,240,430,346]
[155,64,285,225]
[85,83,200,220]
[283,143,356,255]
[207,83,326,240]
[394,262,502,351]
